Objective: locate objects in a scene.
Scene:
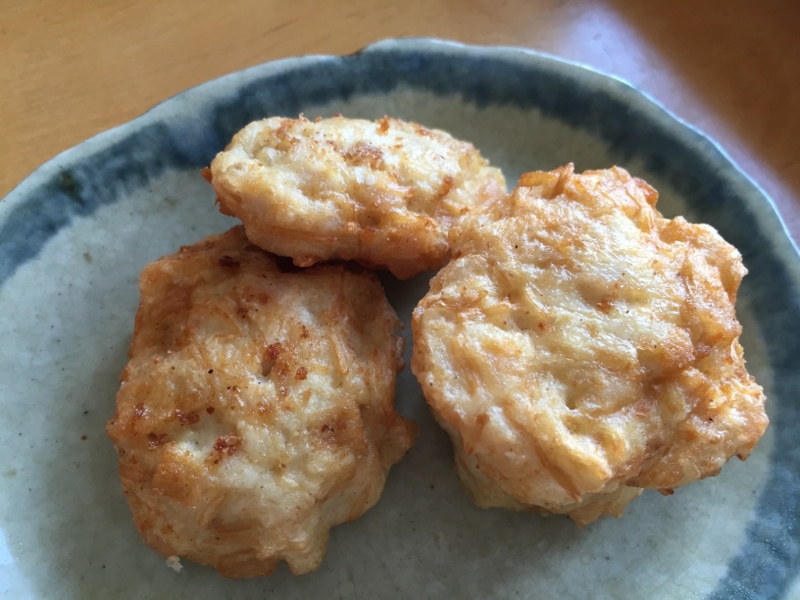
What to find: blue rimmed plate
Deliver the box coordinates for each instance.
[1,38,798,599]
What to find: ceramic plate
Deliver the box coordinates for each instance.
[1,39,798,600]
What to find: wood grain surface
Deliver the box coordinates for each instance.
[2,0,799,245]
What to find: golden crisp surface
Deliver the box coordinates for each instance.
[411,165,768,526]
[107,227,416,577]
[208,115,506,279]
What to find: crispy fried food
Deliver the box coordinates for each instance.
[207,115,506,279]
[411,164,768,526]
[107,227,416,577]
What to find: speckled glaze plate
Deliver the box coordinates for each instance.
[1,39,799,599]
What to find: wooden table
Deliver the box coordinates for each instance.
[3,0,799,247]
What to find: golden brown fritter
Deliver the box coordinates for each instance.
[107,227,416,577]
[207,115,506,279]
[411,164,767,526]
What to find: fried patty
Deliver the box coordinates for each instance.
[411,164,767,525]
[107,226,416,576]
[207,115,506,279]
